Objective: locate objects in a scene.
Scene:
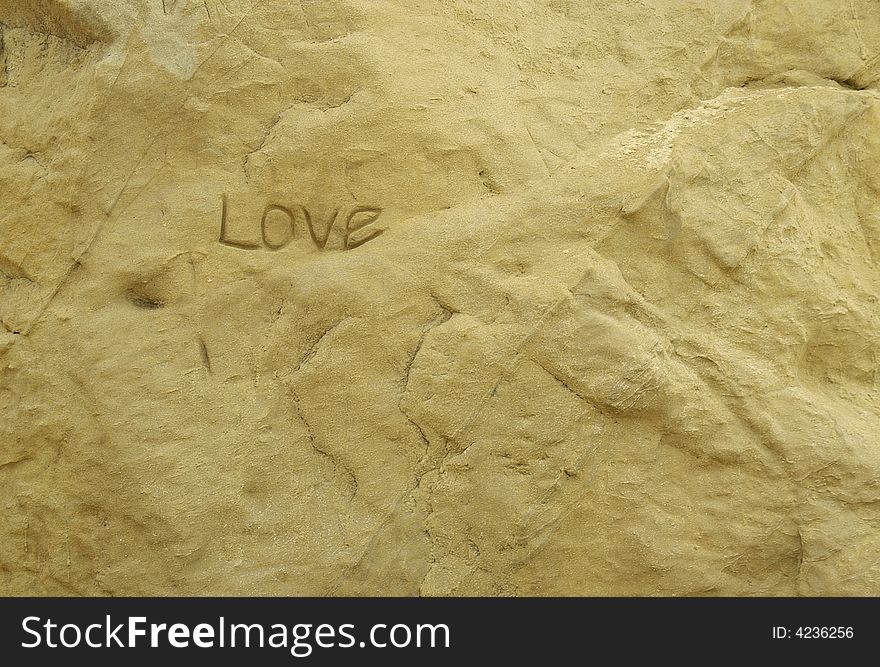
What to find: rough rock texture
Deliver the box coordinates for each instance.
[2,0,880,596]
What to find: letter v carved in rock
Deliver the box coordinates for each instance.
[304,208,339,249]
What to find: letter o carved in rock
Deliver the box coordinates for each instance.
[261,204,296,250]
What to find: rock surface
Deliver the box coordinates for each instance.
[2,0,880,596]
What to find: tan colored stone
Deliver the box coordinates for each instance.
[2,0,880,595]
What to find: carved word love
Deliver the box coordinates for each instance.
[218,195,384,251]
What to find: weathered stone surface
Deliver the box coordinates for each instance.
[2,0,880,596]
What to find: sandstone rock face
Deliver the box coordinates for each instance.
[2,0,880,596]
